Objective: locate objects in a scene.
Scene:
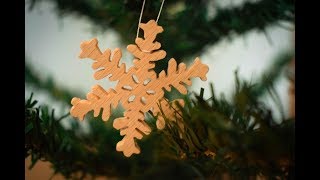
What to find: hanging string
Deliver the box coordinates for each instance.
[156,0,165,22]
[136,0,146,39]
[136,0,165,39]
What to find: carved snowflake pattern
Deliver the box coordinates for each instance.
[70,20,209,157]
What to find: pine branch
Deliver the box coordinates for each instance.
[27,0,294,64]
[161,0,294,61]
[25,93,143,179]
[159,78,294,179]
[25,0,294,177]
[25,69,294,179]
[253,51,294,98]
[25,60,81,105]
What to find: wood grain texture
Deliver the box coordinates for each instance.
[70,20,209,157]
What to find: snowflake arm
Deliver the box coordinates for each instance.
[154,57,209,95]
[152,98,185,130]
[79,38,126,81]
[113,110,151,157]
[127,20,167,70]
[70,85,119,121]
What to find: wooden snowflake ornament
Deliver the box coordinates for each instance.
[70,20,209,157]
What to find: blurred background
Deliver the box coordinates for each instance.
[25,0,294,179]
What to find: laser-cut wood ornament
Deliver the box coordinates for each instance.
[70,20,209,157]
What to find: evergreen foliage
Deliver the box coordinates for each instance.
[27,0,294,72]
[25,53,294,178]
[25,0,294,179]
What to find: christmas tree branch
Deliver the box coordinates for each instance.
[25,62,294,178]
[27,0,294,63]
[25,60,81,105]
[157,76,294,179]
[253,51,293,98]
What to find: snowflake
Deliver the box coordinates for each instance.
[70,20,209,157]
